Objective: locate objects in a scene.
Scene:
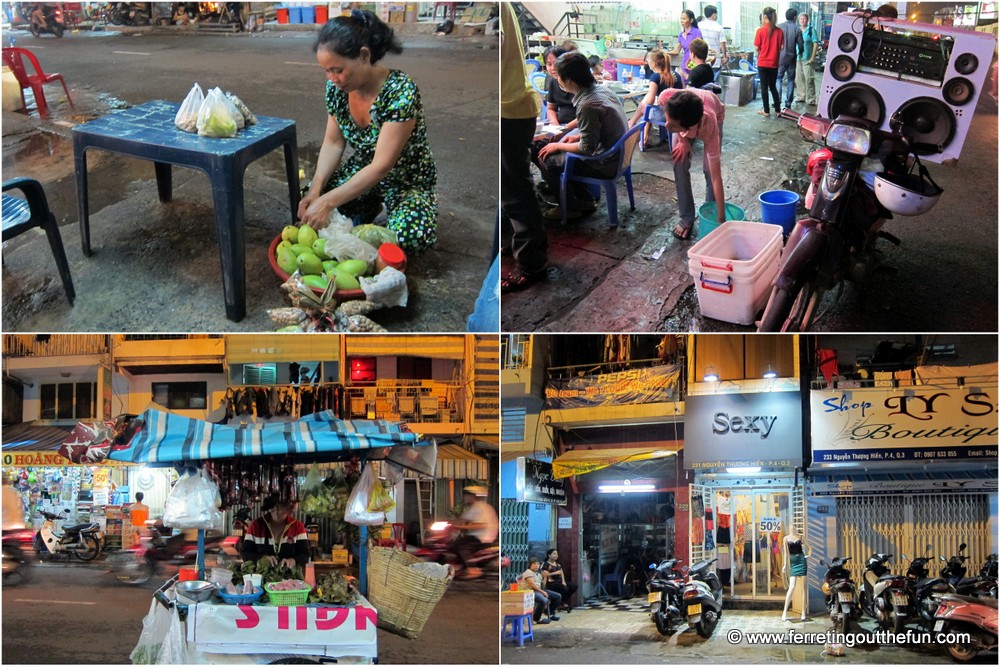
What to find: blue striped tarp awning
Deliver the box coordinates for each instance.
[2,423,75,451]
[108,407,430,465]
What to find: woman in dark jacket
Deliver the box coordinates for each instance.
[242,496,311,569]
[541,548,579,612]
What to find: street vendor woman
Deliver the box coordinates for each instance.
[243,495,311,569]
[297,9,437,253]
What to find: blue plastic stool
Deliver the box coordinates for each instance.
[603,573,620,596]
[502,613,534,646]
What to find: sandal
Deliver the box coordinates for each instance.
[501,269,548,294]
[672,222,693,240]
[757,110,770,117]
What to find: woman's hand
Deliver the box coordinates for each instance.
[280,558,297,570]
[300,194,336,230]
[262,555,278,566]
[537,141,562,161]
[297,192,319,222]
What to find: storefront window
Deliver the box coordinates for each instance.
[40,382,97,420]
[693,335,795,381]
[152,382,207,410]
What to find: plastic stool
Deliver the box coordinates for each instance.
[502,613,534,646]
[602,573,620,596]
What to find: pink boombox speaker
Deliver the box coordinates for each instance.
[818,12,996,164]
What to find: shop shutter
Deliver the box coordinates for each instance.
[502,407,526,444]
[501,498,530,588]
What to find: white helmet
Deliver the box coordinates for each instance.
[873,166,943,216]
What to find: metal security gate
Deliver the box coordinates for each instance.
[501,498,529,587]
[837,494,991,576]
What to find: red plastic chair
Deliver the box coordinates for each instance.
[2,47,75,118]
[376,523,407,551]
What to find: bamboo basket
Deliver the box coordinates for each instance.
[366,546,453,639]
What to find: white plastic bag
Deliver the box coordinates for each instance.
[162,469,224,531]
[130,599,172,664]
[360,267,408,308]
[215,86,245,129]
[197,87,238,138]
[155,606,189,664]
[344,465,384,526]
[320,230,378,266]
[175,83,204,133]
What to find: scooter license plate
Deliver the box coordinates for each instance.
[838,592,853,603]
[647,592,660,604]
[934,620,945,632]
[891,593,908,607]
[687,603,702,616]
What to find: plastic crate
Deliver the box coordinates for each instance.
[265,582,311,606]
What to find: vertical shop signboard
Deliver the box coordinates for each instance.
[93,468,111,506]
[515,457,567,506]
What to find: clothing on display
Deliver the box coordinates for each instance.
[221,384,344,421]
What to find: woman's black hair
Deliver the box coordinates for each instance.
[313,9,403,63]
[543,45,567,63]
[546,548,558,560]
[261,494,278,513]
[762,7,777,36]
[555,51,596,88]
[681,9,698,29]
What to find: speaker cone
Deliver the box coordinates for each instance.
[943,77,974,106]
[828,83,885,125]
[837,33,858,53]
[894,97,956,151]
[830,55,856,82]
[954,53,979,75]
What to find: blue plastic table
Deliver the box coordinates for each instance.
[72,100,300,322]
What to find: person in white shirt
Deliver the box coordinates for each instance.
[699,5,728,72]
[453,485,499,579]
[521,556,562,623]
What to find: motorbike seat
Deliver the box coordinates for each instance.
[689,561,711,577]
[63,522,94,533]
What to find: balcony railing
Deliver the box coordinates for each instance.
[345,380,465,424]
[811,373,997,390]
[501,335,531,370]
[2,334,109,358]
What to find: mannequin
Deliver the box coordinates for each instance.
[782,531,809,621]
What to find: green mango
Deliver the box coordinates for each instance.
[289,243,311,257]
[296,252,324,276]
[276,246,298,275]
[338,259,369,276]
[312,238,330,260]
[278,240,294,252]
[297,225,318,248]
[281,225,299,244]
[329,268,361,290]
[302,274,330,290]
[322,260,339,273]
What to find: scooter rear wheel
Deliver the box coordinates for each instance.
[2,545,32,586]
[758,281,819,332]
[696,610,719,638]
[108,552,154,585]
[75,534,100,561]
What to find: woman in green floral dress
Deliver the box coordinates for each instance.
[298,10,437,252]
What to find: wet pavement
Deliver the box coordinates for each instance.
[501,86,999,333]
[500,599,990,664]
[1,28,497,332]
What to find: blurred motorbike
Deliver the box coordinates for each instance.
[2,529,35,586]
[413,521,498,579]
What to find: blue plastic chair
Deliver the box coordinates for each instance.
[559,121,645,228]
[738,58,760,100]
[525,58,542,73]
[529,70,548,118]
[2,177,75,305]
[639,104,673,153]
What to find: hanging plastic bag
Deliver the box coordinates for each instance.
[162,469,224,531]
[302,463,324,495]
[129,599,172,665]
[175,82,204,133]
[367,477,396,513]
[197,87,238,138]
[344,465,384,526]
[155,606,188,664]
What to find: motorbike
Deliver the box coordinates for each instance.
[680,558,724,638]
[821,556,863,634]
[646,558,687,636]
[413,521,498,579]
[29,4,66,38]
[2,528,35,586]
[940,543,996,598]
[108,519,231,585]
[757,108,944,331]
[861,552,911,631]
[104,2,149,26]
[33,509,101,561]
[980,554,998,597]
[901,547,955,628]
[932,594,999,662]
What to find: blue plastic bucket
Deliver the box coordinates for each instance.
[758,190,799,235]
[697,202,746,238]
[300,5,315,23]
[288,6,303,23]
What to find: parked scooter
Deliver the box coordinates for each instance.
[902,546,955,628]
[680,558,724,638]
[413,521,498,579]
[821,556,863,634]
[757,107,945,331]
[979,554,998,598]
[28,4,66,38]
[108,519,230,585]
[940,543,996,598]
[33,509,101,561]
[860,552,911,631]
[2,528,35,586]
[932,594,999,662]
[647,558,687,636]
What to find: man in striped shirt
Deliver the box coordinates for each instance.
[537,52,627,221]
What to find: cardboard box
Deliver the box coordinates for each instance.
[501,590,535,615]
[331,548,350,565]
[388,11,404,23]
